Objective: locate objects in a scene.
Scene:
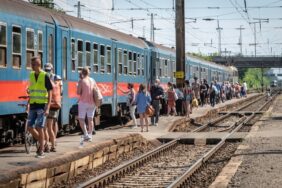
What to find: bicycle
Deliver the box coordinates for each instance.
[18,96,38,154]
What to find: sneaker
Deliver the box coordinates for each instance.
[88,135,93,142]
[50,147,56,152]
[83,135,90,142]
[44,144,50,153]
[36,151,45,158]
[132,125,138,129]
[155,123,158,126]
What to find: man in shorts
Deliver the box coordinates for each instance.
[28,57,53,158]
[77,67,97,141]
[44,63,63,152]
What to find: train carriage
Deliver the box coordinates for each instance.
[0,0,238,145]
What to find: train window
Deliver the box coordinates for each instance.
[12,26,22,68]
[123,50,128,74]
[26,29,35,69]
[0,23,7,67]
[77,40,83,69]
[106,46,111,73]
[71,39,76,71]
[133,52,137,75]
[48,34,54,67]
[137,54,140,75]
[100,45,105,73]
[141,55,144,76]
[159,59,162,77]
[93,43,98,73]
[62,37,67,80]
[38,31,43,64]
[86,42,91,69]
[164,59,168,77]
[128,51,132,75]
[118,49,122,74]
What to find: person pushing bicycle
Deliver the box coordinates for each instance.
[27,57,53,158]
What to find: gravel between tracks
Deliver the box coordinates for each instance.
[52,143,156,188]
[189,142,240,188]
[201,115,241,132]
[106,144,214,188]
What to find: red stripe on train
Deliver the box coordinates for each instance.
[0,81,29,102]
[68,81,141,98]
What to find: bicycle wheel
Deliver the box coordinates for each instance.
[24,132,33,154]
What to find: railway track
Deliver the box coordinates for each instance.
[77,94,277,188]
[192,94,270,133]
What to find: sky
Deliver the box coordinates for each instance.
[54,0,282,56]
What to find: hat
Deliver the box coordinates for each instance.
[44,63,53,71]
[54,75,62,81]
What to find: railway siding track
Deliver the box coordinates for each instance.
[77,93,277,188]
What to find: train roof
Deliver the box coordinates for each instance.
[1,0,147,48]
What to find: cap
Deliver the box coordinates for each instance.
[54,75,62,81]
[44,63,53,71]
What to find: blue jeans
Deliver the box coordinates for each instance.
[28,108,46,128]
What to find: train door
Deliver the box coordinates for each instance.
[60,29,69,125]
[46,25,55,68]
[112,40,118,116]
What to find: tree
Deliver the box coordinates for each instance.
[242,68,270,89]
[29,0,54,9]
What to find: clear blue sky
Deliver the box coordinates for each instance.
[55,0,282,56]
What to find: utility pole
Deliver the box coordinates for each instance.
[142,26,146,38]
[216,20,222,56]
[74,1,84,18]
[175,0,185,88]
[236,25,245,56]
[150,13,155,42]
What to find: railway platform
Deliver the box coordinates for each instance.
[0,94,259,187]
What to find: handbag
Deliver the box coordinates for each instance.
[91,79,103,107]
[146,105,155,117]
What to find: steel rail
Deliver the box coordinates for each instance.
[168,93,277,188]
[77,139,178,188]
[193,94,265,132]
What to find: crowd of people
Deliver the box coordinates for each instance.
[26,58,248,158]
[120,77,248,133]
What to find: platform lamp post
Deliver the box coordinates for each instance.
[175,0,185,88]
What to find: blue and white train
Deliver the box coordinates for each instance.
[0,0,238,144]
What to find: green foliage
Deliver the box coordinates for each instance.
[242,68,270,89]
[186,52,218,62]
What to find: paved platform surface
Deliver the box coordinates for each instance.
[212,94,282,188]
[0,94,258,183]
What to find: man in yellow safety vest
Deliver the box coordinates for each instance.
[28,57,53,158]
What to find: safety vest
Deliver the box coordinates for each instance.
[29,71,48,104]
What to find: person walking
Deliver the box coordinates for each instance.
[27,57,53,158]
[243,81,248,97]
[150,79,164,126]
[119,83,137,128]
[200,80,207,107]
[203,79,210,105]
[210,82,217,107]
[43,63,62,152]
[166,82,177,116]
[136,84,151,132]
[174,84,184,116]
[183,80,193,118]
[192,77,200,106]
[77,67,100,142]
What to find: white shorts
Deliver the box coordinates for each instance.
[78,102,96,119]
